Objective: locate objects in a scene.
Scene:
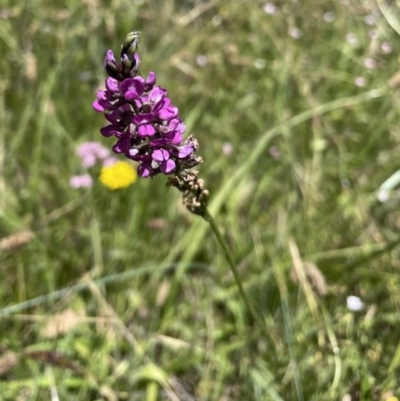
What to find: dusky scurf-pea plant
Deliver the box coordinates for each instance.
[93,31,208,216]
[93,32,266,331]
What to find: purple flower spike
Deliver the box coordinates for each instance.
[93,32,202,179]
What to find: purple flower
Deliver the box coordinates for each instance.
[93,33,202,178]
[120,77,145,101]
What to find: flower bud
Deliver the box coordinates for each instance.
[120,30,141,59]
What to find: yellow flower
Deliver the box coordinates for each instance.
[99,161,137,190]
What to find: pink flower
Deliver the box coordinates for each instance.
[381,41,392,54]
[364,58,376,69]
[354,77,366,87]
[76,142,110,167]
[70,174,93,188]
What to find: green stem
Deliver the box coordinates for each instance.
[204,208,267,333]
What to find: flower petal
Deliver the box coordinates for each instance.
[100,125,120,137]
[133,113,155,125]
[152,149,169,162]
[145,71,156,91]
[160,159,176,174]
[104,50,116,66]
[138,124,156,137]
[120,78,145,101]
[106,77,119,93]
[176,145,193,158]
[148,86,167,104]
[138,162,153,178]
[113,137,131,153]
[158,106,178,121]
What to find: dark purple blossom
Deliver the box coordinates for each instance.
[93,32,201,178]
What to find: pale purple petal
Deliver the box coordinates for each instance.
[176,145,193,158]
[133,113,155,125]
[169,132,183,144]
[138,162,153,178]
[168,119,186,134]
[96,90,108,101]
[93,101,108,112]
[138,124,156,137]
[148,87,167,104]
[104,50,116,66]
[158,106,178,120]
[152,149,170,162]
[93,91,113,112]
[133,53,140,67]
[158,98,171,108]
[145,71,156,90]
[160,159,176,174]
[106,77,119,93]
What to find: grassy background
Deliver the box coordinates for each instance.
[1,0,400,399]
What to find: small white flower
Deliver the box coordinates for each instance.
[222,142,234,156]
[263,2,278,15]
[346,296,365,312]
[269,146,281,159]
[377,190,389,203]
[289,27,302,39]
[346,33,358,46]
[323,12,335,22]
[196,55,208,67]
[254,59,266,69]
[364,14,376,26]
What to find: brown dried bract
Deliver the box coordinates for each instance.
[0,231,34,252]
[0,351,19,376]
[25,350,81,373]
[41,309,84,339]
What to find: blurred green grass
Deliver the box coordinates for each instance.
[1,0,400,399]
